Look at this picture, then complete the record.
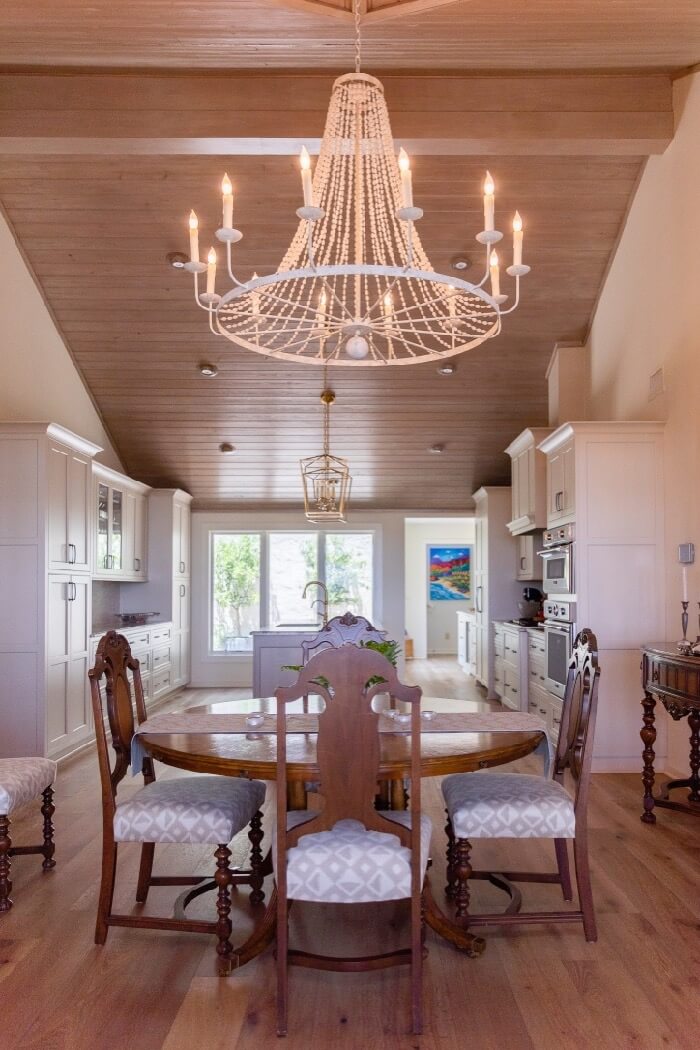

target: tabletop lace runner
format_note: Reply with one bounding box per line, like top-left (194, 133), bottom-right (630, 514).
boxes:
top-left (131, 710), bottom-right (551, 776)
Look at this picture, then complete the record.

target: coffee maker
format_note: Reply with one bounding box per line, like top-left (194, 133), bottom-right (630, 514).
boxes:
top-left (516, 586), bottom-right (545, 625)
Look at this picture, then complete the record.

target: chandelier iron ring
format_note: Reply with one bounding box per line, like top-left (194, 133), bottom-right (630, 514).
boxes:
top-left (214, 264), bottom-right (503, 366)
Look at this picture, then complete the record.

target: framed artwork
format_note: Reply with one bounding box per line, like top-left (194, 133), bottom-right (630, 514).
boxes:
top-left (428, 546), bottom-right (471, 600)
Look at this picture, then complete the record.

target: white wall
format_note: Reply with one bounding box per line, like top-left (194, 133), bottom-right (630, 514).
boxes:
top-left (191, 510), bottom-right (406, 688)
top-left (585, 71), bottom-right (700, 774)
top-left (0, 211), bottom-right (122, 470)
top-left (405, 518), bottom-right (475, 659)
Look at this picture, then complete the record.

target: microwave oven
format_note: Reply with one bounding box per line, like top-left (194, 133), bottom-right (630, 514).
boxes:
top-left (538, 524), bottom-right (575, 596)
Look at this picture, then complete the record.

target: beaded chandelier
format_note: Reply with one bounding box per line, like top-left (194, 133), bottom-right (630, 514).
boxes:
top-left (182, 1), bottom-right (529, 365)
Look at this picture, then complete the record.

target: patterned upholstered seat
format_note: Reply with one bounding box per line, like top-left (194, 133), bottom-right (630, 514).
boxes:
top-left (0, 758), bottom-right (56, 814)
top-left (442, 772), bottom-right (575, 840)
top-left (0, 758), bottom-right (57, 913)
top-left (277, 811), bottom-right (432, 903)
top-left (114, 775), bottom-right (266, 845)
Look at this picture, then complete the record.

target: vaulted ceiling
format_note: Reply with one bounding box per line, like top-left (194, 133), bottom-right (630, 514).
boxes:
top-left (0, 1), bottom-right (696, 510)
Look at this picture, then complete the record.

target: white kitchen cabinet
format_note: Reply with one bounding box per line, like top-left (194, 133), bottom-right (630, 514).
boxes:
top-left (47, 574), bottom-right (92, 755)
top-left (172, 629), bottom-right (191, 689)
top-left (472, 487), bottom-right (522, 698)
top-left (504, 428), bottom-right (552, 536)
top-left (515, 533), bottom-right (543, 582)
top-left (456, 610), bottom-right (476, 675)
top-left (545, 436), bottom-right (575, 527)
top-left (0, 423), bottom-right (101, 758)
top-left (538, 422), bottom-right (666, 769)
top-left (173, 497), bottom-right (191, 577)
top-left (93, 465), bottom-right (150, 581)
top-left (48, 438), bottom-right (91, 572)
top-left (124, 489), bottom-right (148, 580)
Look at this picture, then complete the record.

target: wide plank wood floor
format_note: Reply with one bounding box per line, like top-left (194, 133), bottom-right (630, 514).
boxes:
top-left (2, 657), bottom-right (699, 1049)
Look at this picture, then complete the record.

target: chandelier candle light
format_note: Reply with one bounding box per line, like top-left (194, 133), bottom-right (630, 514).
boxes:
top-left (180, 0), bottom-right (530, 365)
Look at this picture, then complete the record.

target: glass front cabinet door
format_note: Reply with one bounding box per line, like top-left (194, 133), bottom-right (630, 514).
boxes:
top-left (95, 481), bottom-right (125, 575)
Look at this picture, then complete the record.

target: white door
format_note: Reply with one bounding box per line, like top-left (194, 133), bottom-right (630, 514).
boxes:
top-left (173, 579), bottom-right (190, 632)
top-left (67, 452), bottom-right (90, 571)
top-left (133, 494), bottom-right (147, 578)
top-left (547, 449), bottom-right (565, 525)
top-left (174, 500), bottom-right (190, 576)
top-left (48, 445), bottom-right (69, 570)
top-left (123, 490), bottom-right (136, 578)
top-left (561, 441), bottom-right (576, 520)
top-left (47, 574), bottom-right (91, 754)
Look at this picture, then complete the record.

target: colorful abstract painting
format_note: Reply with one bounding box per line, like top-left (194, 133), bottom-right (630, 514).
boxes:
top-left (428, 546), bottom-right (471, 601)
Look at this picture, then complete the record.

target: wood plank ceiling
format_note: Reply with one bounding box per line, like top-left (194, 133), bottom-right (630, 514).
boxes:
top-left (0, 0), bottom-right (694, 510)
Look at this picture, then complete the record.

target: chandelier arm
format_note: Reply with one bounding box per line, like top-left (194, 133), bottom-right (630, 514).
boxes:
top-left (496, 276), bottom-right (521, 316)
top-left (225, 240), bottom-right (248, 288)
top-left (208, 307), bottom-right (223, 336)
top-left (474, 242), bottom-right (493, 289)
top-left (192, 271), bottom-right (215, 312)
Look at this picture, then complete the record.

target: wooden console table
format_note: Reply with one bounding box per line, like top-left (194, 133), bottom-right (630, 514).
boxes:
top-left (641, 643), bottom-right (700, 823)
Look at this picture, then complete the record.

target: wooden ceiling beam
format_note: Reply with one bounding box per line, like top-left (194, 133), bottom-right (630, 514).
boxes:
top-left (0, 72), bottom-right (673, 156)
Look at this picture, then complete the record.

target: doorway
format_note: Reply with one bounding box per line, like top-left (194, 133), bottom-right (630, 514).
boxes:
top-left (404, 517), bottom-right (475, 659)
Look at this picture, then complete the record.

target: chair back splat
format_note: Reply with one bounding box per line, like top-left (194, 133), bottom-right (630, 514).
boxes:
top-left (301, 612), bottom-right (387, 664)
top-left (553, 628), bottom-right (601, 815)
top-left (89, 630), bottom-right (153, 815)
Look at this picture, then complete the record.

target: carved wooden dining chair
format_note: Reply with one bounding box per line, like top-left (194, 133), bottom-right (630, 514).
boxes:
top-left (274, 643), bottom-right (430, 1037)
top-left (89, 630), bottom-right (267, 973)
top-left (0, 758), bottom-right (56, 913)
top-left (300, 611), bottom-right (387, 662)
top-left (442, 628), bottom-right (600, 941)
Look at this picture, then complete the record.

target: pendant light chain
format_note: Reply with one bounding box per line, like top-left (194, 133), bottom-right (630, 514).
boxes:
top-left (354, 0), bottom-right (362, 74)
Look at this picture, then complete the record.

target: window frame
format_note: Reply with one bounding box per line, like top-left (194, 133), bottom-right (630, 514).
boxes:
top-left (207, 528), bottom-right (376, 656)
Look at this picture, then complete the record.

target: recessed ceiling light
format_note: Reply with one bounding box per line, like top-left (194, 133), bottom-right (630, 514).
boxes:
top-left (430, 443), bottom-right (445, 454)
top-left (167, 251), bottom-right (189, 269)
top-left (219, 442), bottom-right (236, 455)
top-left (436, 363), bottom-right (456, 376)
top-left (199, 362), bottom-right (218, 377)
top-left (450, 255), bottom-right (471, 272)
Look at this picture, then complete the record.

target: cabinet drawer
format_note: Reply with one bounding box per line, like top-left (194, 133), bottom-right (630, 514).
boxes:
top-left (528, 633), bottom-right (545, 658)
top-left (152, 644), bottom-right (171, 670)
top-left (132, 649), bottom-right (152, 675)
top-left (528, 662), bottom-right (546, 689)
top-left (151, 668), bottom-right (172, 700)
top-left (528, 682), bottom-right (550, 723)
top-left (503, 666), bottom-right (520, 709)
top-left (493, 631), bottom-right (505, 658)
top-left (493, 657), bottom-right (504, 694)
top-left (151, 625), bottom-right (172, 645)
top-left (125, 629), bottom-right (151, 651)
top-left (549, 697), bottom-right (564, 741)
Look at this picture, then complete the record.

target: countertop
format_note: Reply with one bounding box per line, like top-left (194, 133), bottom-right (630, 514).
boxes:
top-left (91, 618), bottom-right (171, 638)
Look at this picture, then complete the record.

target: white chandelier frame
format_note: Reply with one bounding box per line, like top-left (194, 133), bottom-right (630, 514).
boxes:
top-left (183, 34), bottom-right (530, 366)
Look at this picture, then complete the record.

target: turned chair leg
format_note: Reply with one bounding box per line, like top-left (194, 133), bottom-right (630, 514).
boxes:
top-left (573, 833), bottom-right (597, 942)
top-left (41, 786), bottom-right (56, 871)
top-left (248, 811), bottom-right (265, 906)
top-left (0, 815), bottom-right (12, 913)
top-left (95, 841), bottom-right (118, 944)
top-left (444, 813), bottom-right (459, 900)
top-left (454, 837), bottom-right (473, 920)
top-left (136, 842), bottom-right (155, 903)
top-left (554, 837), bottom-right (573, 901)
top-left (214, 843), bottom-right (234, 975)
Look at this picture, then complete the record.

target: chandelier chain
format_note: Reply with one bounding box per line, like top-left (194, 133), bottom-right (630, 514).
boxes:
top-left (354, 0), bottom-right (362, 74)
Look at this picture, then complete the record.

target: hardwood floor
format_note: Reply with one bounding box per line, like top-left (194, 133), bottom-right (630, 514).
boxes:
top-left (3, 658), bottom-right (700, 1049)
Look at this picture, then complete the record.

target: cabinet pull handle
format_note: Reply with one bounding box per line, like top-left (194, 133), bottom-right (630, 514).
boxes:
top-left (555, 491), bottom-right (564, 512)
top-left (134, 557), bottom-right (141, 571)
top-left (179, 560), bottom-right (186, 574)
top-left (68, 581), bottom-right (77, 601)
top-left (180, 584), bottom-right (186, 598)
top-left (520, 556), bottom-right (526, 569)
top-left (68, 542), bottom-right (76, 564)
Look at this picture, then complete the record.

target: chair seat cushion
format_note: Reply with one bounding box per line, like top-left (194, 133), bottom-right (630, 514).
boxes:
top-left (442, 772), bottom-right (575, 840)
top-left (0, 758), bottom-right (57, 814)
top-left (276, 811), bottom-right (432, 903)
top-left (113, 775), bottom-right (266, 845)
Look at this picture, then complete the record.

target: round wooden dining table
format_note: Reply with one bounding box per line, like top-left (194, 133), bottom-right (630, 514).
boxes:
top-left (141, 695), bottom-right (544, 963)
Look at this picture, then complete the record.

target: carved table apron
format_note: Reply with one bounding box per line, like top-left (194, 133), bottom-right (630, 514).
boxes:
top-left (640, 644), bottom-right (700, 823)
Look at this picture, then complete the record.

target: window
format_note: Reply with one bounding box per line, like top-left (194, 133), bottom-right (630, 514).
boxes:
top-left (211, 533), bottom-right (261, 651)
top-left (210, 530), bottom-right (375, 653)
top-left (268, 533), bottom-right (318, 625)
top-left (326, 533), bottom-right (373, 620)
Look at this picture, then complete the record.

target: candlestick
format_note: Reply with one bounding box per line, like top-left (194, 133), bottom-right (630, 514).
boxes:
top-left (513, 211), bottom-right (523, 267)
top-left (398, 148), bottom-right (413, 209)
top-left (300, 147), bottom-right (314, 208)
top-left (189, 210), bottom-right (199, 263)
top-left (489, 250), bottom-right (500, 298)
top-left (677, 600), bottom-right (691, 653)
top-left (206, 247), bottom-right (217, 296)
top-left (483, 171), bottom-right (495, 232)
top-left (221, 173), bottom-right (233, 228)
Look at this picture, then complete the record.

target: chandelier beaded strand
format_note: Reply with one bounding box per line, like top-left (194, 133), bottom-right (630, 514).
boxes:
top-left (182, 0), bottom-right (530, 365)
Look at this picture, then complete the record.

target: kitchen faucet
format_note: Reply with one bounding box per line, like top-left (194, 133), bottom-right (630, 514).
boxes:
top-left (302, 580), bottom-right (329, 627)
